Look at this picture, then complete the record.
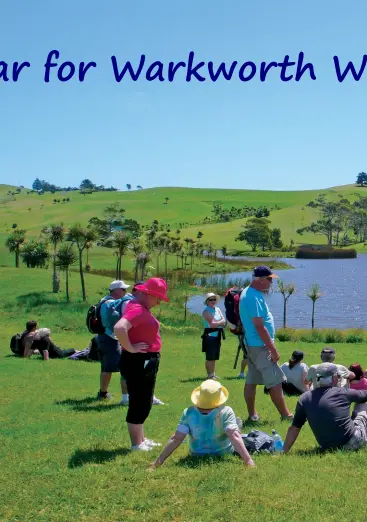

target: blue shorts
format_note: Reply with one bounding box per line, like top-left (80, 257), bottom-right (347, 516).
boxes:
top-left (96, 334), bottom-right (121, 373)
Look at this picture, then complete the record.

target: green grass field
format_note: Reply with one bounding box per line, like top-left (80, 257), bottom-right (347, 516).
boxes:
top-left (1, 267), bottom-right (367, 521)
top-left (1, 183), bottom-right (366, 271)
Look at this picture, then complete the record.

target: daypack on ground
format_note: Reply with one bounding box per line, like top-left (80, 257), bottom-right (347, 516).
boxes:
top-left (224, 287), bottom-right (243, 334)
top-left (242, 430), bottom-right (275, 454)
top-left (10, 333), bottom-right (23, 355)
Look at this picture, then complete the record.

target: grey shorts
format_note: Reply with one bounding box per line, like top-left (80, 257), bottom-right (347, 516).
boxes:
top-left (96, 334), bottom-right (121, 373)
top-left (245, 345), bottom-right (285, 389)
top-left (343, 412), bottom-right (367, 451)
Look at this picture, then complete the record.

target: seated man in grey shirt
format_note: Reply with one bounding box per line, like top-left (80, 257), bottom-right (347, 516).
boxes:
top-left (283, 363), bottom-right (367, 452)
top-left (306, 347), bottom-right (354, 389)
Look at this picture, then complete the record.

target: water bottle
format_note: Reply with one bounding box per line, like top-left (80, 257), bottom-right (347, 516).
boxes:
top-left (272, 429), bottom-right (284, 452)
top-left (236, 417), bottom-right (243, 430)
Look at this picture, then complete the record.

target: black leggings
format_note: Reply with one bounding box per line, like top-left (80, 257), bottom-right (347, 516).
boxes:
top-left (264, 381), bottom-right (303, 396)
top-left (33, 338), bottom-right (75, 359)
top-left (120, 351), bottom-right (160, 425)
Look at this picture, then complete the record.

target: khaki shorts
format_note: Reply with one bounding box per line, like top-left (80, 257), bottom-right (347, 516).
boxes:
top-left (246, 345), bottom-right (285, 389)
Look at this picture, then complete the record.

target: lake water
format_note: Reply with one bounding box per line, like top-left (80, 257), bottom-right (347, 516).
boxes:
top-left (188, 255), bottom-right (367, 330)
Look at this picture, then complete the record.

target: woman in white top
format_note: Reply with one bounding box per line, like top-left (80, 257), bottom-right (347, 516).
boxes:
top-left (202, 293), bottom-right (226, 380)
top-left (280, 350), bottom-right (310, 395)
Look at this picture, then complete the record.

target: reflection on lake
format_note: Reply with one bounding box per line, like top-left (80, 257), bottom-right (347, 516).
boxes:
top-left (188, 256), bottom-right (367, 330)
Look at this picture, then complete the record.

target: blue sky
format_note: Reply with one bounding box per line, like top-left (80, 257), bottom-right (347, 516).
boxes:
top-left (1, 0), bottom-right (367, 191)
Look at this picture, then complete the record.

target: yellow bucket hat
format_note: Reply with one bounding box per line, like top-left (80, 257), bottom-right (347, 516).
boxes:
top-left (191, 379), bottom-right (229, 409)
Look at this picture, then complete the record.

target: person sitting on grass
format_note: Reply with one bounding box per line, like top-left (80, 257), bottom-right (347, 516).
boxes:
top-left (150, 380), bottom-right (255, 469)
top-left (283, 363), bottom-right (367, 453)
top-left (22, 320), bottom-right (76, 360)
top-left (349, 363), bottom-right (367, 391)
top-left (280, 350), bottom-right (311, 395)
top-left (305, 347), bottom-right (355, 389)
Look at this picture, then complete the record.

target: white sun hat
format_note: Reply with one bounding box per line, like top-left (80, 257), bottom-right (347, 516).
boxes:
top-left (203, 292), bottom-right (220, 305)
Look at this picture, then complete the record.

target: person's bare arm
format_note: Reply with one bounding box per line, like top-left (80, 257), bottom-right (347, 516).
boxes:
top-left (226, 429), bottom-right (255, 467)
top-left (302, 371), bottom-right (310, 389)
top-left (114, 318), bottom-right (147, 353)
top-left (150, 431), bottom-right (187, 469)
top-left (202, 311), bottom-right (225, 328)
top-left (251, 317), bottom-right (279, 361)
top-left (283, 426), bottom-right (301, 453)
top-left (348, 371), bottom-right (356, 381)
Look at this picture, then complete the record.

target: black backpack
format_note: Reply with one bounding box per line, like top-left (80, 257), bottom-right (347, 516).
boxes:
top-left (86, 297), bottom-right (112, 335)
top-left (10, 333), bottom-right (23, 355)
top-left (242, 430), bottom-right (275, 454)
top-left (224, 287), bottom-right (243, 334)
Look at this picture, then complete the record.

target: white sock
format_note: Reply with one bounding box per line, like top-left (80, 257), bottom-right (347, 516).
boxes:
top-left (122, 394), bottom-right (129, 401)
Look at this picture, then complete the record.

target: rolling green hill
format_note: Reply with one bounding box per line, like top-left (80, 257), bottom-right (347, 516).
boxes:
top-left (0, 183), bottom-right (365, 268)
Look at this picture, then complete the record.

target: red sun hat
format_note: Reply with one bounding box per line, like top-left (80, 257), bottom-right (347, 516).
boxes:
top-left (134, 277), bottom-right (169, 302)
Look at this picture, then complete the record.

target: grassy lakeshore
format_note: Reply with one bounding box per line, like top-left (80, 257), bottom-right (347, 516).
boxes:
top-left (1, 267), bottom-right (367, 521)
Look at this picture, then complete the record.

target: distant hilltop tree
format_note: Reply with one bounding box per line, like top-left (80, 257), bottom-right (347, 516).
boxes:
top-left (137, 185), bottom-right (143, 190)
top-left (32, 178), bottom-right (43, 191)
top-left (31, 178), bottom-right (79, 193)
top-left (356, 172), bottom-right (367, 187)
top-left (126, 184), bottom-right (132, 191)
top-left (80, 179), bottom-right (95, 191)
top-left (30, 178), bottom-right (116, 193)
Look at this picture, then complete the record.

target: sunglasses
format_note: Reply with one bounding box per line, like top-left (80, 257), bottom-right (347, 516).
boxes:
top-left (207, 298), bottom-right (217, 302)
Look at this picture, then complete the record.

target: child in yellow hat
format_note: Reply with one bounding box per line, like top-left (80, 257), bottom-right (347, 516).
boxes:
top-left (150, 380), bottom-right (255, 469)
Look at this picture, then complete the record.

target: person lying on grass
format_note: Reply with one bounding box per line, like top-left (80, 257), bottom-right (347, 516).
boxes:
top-left (150, 379), bottom-right (255, 469)
top-left (283, 363), bottom-right (367, 453)
top-left (22, 320), bottom-right (76, 360)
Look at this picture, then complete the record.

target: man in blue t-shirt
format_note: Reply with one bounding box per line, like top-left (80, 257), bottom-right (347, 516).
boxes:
top-left (239, 266), bottom-right (292, 422)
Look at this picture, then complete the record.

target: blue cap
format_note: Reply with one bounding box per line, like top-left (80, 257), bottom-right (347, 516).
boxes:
top-left (253, 265), bottom-right (278, 278)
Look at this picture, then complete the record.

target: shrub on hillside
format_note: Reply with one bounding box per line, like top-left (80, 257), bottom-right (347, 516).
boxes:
top-left (345, 332), bottom-right (365, 343)
top-left (276, 328), bottom-right (297, 342)
top-left (299, 330), bottom-right (324, 343)
top-left (324, 329), bottom-right (345, 343)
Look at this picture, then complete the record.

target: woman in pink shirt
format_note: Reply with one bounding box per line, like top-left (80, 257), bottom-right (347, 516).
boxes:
top-left (114, 278), bottom-right (169, 452)
top-left (349, 363), bottom-right (367, 390)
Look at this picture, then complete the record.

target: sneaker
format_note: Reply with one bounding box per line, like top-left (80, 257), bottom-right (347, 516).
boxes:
top-left (144, 438), bottom-right (162, 447)
top-left (237, 373), bottom-right (246, 379)
top-left (152, 396), bottom-right (165, 405)
top-left (97, 391), bottom-right (112, 400)
top-left (131, 442), bottom-right (152, 452)
top-left (208, 374), bottom-right (219, 381)
top-left (120, 397), bottom-right (129, 406)
top-left (247, 414), bottom-right (260, 422)
top-left (281, 414), bottom-right (294, 422)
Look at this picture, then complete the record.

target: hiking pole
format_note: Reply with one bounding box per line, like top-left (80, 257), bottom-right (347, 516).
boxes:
top-left (233, 335), bottom-right (242, 370)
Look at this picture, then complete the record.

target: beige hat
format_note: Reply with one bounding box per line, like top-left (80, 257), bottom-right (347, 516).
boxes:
top-left (203, 292), bottom-right (220, 305)
top-left (191, 380), bottom-right (229, 409)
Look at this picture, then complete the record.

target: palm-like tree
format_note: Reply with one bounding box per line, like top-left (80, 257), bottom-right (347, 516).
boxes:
top-left (137, 252), bottom-right (151, 280)
top-left (44, 224), bottom-right (64, 293)
top-left (5, 229), bottom-right (26, 267)
top-left (130, 239), bottom-right (143, 282)
top-left (112, 231), bottom-right (130, 279)
top-left (85, 240), bottom-right (93, 271)
top-left (56, 244), bottom-right (77, 302)
top-left (277, 280), bottom-right (296, 328)
top-left (306, 283), bottom-right (322, 329)
top-left (20, 240), bottom-right (50, 268)
top-left (153, 234), bottom-right (169, 275)
top-left (67, 225), bottom-right (96, 301)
